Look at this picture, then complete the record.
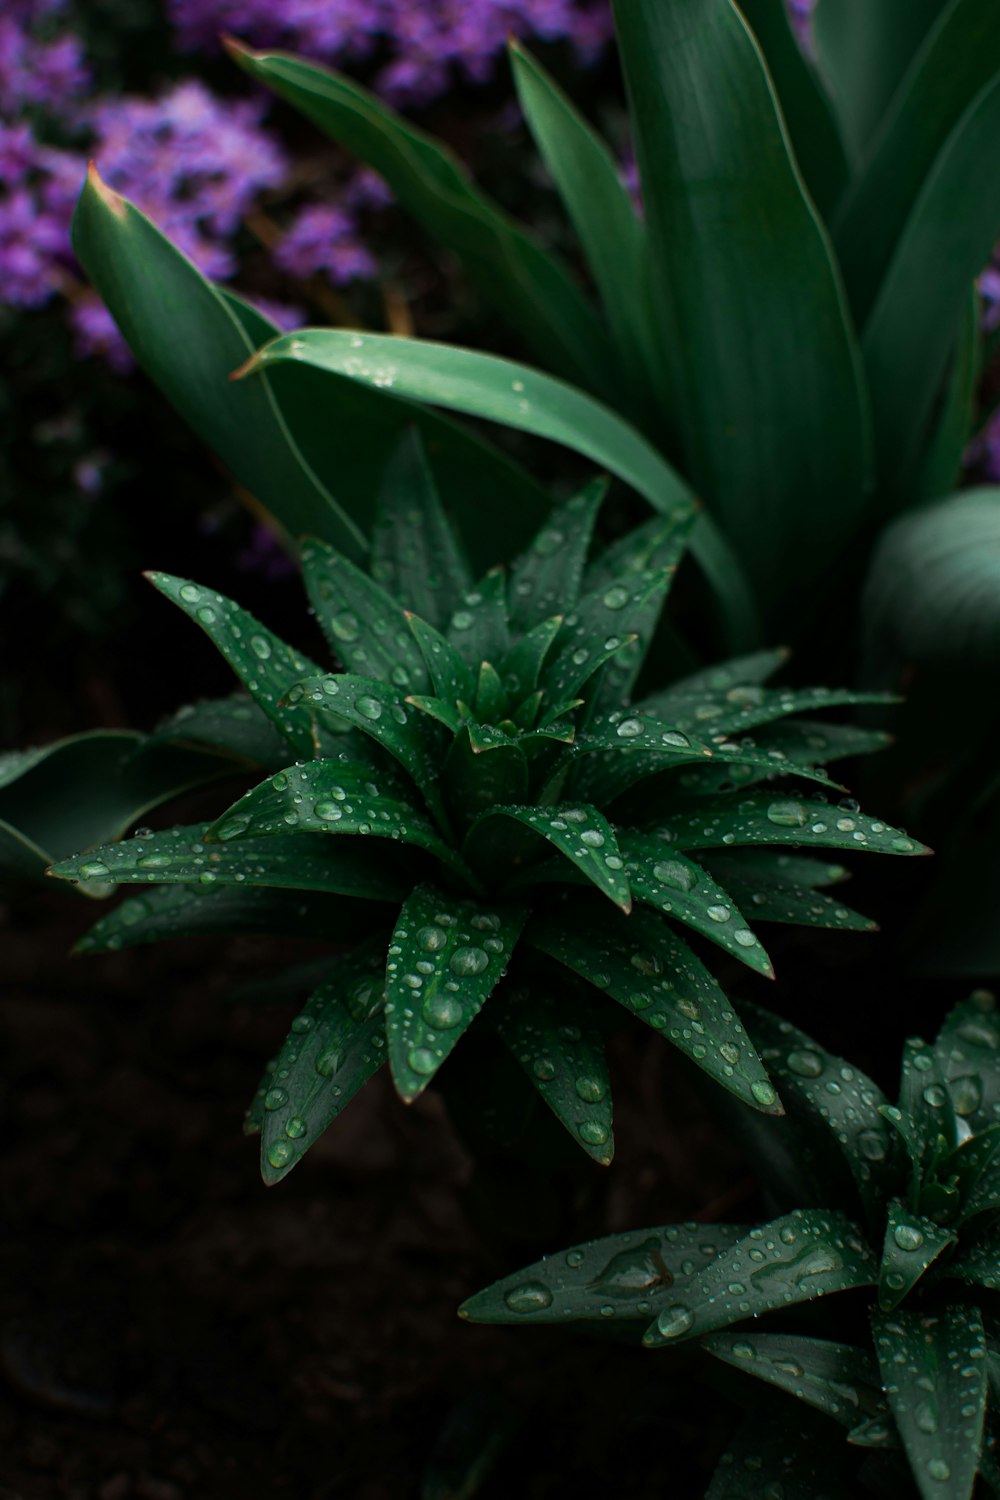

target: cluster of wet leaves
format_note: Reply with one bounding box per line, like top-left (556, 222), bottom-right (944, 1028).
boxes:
top-left (464, 991), bottom-right (1000, 1500)
top-left (50, 432), bottom-right (923, 1182)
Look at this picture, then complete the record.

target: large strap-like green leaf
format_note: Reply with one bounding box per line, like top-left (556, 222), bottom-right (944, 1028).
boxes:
top-left (917, 289), bottom-right (983, 506)
top-left (872, 1305), bottom-right (987, 1500)
top-left (833, 0), bottom-right (1000, 326)
top-left (613, 0), bottom-right (870, 606)
top-left (508, 43), bottom-right (661, 425)
top-left (659, 792), bottom-right (930, 857)
top-left (236, 329), bottom-right (761, 650)
top-left (862, 76), bottom-right (1000, 506)
top-left (738, 0), bottom-right (849, 217)
top-left (72, 170), bottom-right (366, 554)
top-left (506, 477), bottom-right (607, 632)
top-left (813, 0), bottom-right (947, 162)
top-left (72, 174), bottom-right (548, 567)
top-left (0, 732), bottom-right (231, 884)
top-left (227, 42), bottom-right (615, 400)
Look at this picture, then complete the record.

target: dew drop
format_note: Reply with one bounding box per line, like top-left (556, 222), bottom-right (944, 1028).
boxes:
top-left (408, 1047), bottom-right (437, 1076)
top-left (449, 946), bottom-right (489, 977)
top-left (504, 1281), bottom-right (553, 1313)
top-left (767, 800), bottom-right (808, 828)
top-left (356, 695), bottom-right (383, 721)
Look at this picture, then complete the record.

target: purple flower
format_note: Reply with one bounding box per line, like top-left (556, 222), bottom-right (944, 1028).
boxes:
top-left (0, 15), bottom-right (89, 117)
top-left (0, 122), bottom-right (82, 308)
top-left (276, 201), bottom-right (378, 285)
top-left (70, 295), bottom-right (134, 371)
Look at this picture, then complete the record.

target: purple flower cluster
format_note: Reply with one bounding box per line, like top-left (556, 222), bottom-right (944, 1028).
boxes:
top-left (0, 123), bottom-right (80, 307)
top-left (168, 0), bottom-right (613, 106)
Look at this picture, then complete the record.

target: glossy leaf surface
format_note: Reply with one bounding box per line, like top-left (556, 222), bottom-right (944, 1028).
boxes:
top-left (872, 1305), bottom-right (987, 1500)
top-left (704, 1331), bottom-right (887, 1431)
top-left (370, 427), bottom-right (472, 628)
top-left (529, 904), bottom-right (781, 1113)
top-left (49, 823), bottom-right (406, 898)
top-left (257, 943), bottom-right (389, 1183)
top-left (491, 981), bottom-right (613, 1163)
top-left (614, 0), bottom-right (870, 604)
top-left (147, 573), bottom-right (321, 756)
top-left (466, 804), bottom-right (630, 910)
top-left (459, 1222), bottom-right (750, 1324)
top-left (641, 1209), bottom-right (875, 1347)
top-left (229, 43), bottom-right (614, 396)
top-left (384, 886), bottom-right (526, 1100)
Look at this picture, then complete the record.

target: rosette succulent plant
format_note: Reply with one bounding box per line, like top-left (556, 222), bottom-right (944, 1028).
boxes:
top-left (50, 435), bottom-right (924, 1181)
top-left (463, 991), bottom-right (1000, 1499)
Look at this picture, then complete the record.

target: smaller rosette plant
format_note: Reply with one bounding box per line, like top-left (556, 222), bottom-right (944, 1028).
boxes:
top-left (463, 991), bottom-right (1000, 1500)
top-left (50, 434), bottom-right (925, 1181)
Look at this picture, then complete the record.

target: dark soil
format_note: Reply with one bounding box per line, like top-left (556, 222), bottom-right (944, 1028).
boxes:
top-left (0, 887), bottom-right (763, 1500)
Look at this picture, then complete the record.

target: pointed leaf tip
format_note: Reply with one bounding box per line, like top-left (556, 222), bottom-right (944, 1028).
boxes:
top-left (85, 162), bottom-right (126, 217)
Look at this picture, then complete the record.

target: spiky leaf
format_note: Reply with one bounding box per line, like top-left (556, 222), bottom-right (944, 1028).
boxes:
top-left (657, 793), bottom-right (929, 857)
top-left (490, 981), bottom-right (614, 1163)
top-left (878, 1200), bottom-right (956, 1311)
top-left (299, 538), bottom-right (428, 692)
top-left (459, 1222), bottom-right (751, 1325)
top-left (872, 1305), bottom-right (987, 1500)
top-left (641, 1209), bottom-right (875, 1348)
top-left (385, 886), bottom-right (526, 1101)
top-left (704, 1331), bottom-right (887, 1431)
top-left (529, 903), bottom-right (781, 1113)
top-left (371, 427), bottom-right (472, 628)
top-left (466, 804), bottom-right (630, 910)
top-left (257, 943), bottom-right (389, 1183)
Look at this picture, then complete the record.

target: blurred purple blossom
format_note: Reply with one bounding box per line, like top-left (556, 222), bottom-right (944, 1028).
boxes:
top-left (0, 11), bottom-right (89, 117)
top-left (168, 0), bottom-right (613, 106)
top-left (0, 123), bottom-right (82, 306)
top-left (276, 202), bottom-right (378, 285)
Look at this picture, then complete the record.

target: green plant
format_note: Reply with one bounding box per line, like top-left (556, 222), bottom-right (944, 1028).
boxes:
top-left (46, 438), bottom-right (922, 1179)
top-left (141, 0), bottom-right (1000, 649)
top-left (462, 990), bottom-right (1000, 1498)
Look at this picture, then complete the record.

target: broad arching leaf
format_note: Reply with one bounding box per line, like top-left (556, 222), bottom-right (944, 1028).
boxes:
top-left (864, 489), bottom-right (1000, 666)
top-left (613, 0), bottom-right (870, 610)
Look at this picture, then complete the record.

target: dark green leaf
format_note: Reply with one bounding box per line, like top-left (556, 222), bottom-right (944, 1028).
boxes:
top-left (490, 980), bottom-right (614, 1163)
top-left (75, 883), bottom-right (380, 954)
top-left (499, 617), bottom-right (563, 703)
top-left (898, 1037), bottom-right (959, 1160)
top-left (657, 792), bottom-right (930, 857)
top-left (371, 427), bottom-right (472, 628)
top-left (738, 0), bottom-right (850, 217)
top-left (641, 1209), bottom-right (874, 1348)
top-left (443, 727), bottom-right (529, 830)
top-left (704, 1331), bottom-right (886, 1430)
top-left (614, 0), bottom-right (870, 608)
top-left (285, 674), bottom-right (442, 807)
top-left (145, 694), bottom-right (292, 770)
top-left (709, 860), bottom-right (876, 933)
top-left (707, 1409), bottom-right (859, 1498)
top-left (147, 572), bottom-right (322, 757)
top-left (446, 568), bottom-right (510, 669)
top-left (872, 1304), bottom-right (987, 1500)
top-left (466, 804), bottom-right (629, 910)
top-left (506, 477), bottom-right (606, 631)
top-left (862, 76), bottom-right (1000, 504)
top-left (529, 903), bottom-right (781, 1113)
top-left (299, 538), bottom-right (429, 692)
top-left (918, 289), bottom-right (983, 505)
top-left (864, 490), bottom-right (1000, 669)
top-left (813, 0), bottom-right (946, 162)
top-left (458, 1221), bottom-right (750, 1325)
top-left (746, 1005), bottom-right (894, 1221)
top-left (237, 329), bottom-right (761, 648)
top-left (509, 43), bottom-right (659, 419)
top-left (833, 0), bottom-right (1000, 325)
top-left (935, 990), bottom-right (1000, 1136)
top-left (0, 732), bottom-right (230, 882)
top-left (635, 682), bottom-right (894, 738)
top-left (48, 822), bottom-right (408, 899)
top-left (72, 169), bottom-right (368, 554)
top-left (619, 835), bottom-right (773, 978)
top-left (257, 942), bottom-right (389, 1183)
top-left (384, 885), bottom-right (526, 1100)
top-left (878, 1200), bottom-right (956, 1311)
top-left (406, 613), bottom-right (477, 706)
top-left (702, 849), bottom-right (851, 890)
top-left (205, 759), bottom-right (465, 875)
top-left (227, 42), bottom-right (616, 398)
